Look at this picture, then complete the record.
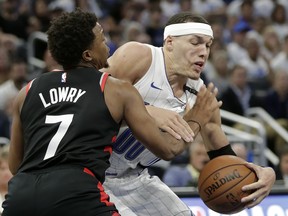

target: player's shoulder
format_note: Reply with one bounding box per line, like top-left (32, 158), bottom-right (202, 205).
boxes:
top-left (120, 41), bottom-right (150, 50)
top-left (107, 42), bottom-right (153, 83)
top-left (116, 41), bottom-right (151, 59)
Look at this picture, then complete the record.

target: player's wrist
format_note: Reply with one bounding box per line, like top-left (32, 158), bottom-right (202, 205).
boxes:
top-left (187, 119), bottom-right (201, 132)
top-left (207, 144), bottom-right (236, 160)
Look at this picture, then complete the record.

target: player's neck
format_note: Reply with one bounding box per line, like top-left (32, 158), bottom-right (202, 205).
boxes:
top-left (164, 51), bottom-right (187, 92)
top-left (168, 76), bottom-right (187, 98)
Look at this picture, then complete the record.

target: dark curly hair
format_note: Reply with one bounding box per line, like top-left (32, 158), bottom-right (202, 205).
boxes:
top-left (165, 12), bottom-right (208, 26)
top-left (47, 8), bottom-right (98, 69)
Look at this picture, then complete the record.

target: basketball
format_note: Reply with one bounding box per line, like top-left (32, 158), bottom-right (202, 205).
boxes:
top-left (198, 155), bottom-right (258, 214)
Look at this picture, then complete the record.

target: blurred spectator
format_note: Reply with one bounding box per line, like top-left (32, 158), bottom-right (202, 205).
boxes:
top-left (0, 31), bottom-right (24, 62)
top-left (239, 0), bottom-right (255, 25)
top-left (179, 0), bottom-right (192, 12)
top-left (209, 19), bottom-right (227, 47)
top-left (226, 0), bottom-right (255, 25)
top-left (204, 49), bottom-right (230, 97)
top-left (262, 69), bottom-right (288, 120)
top-left (160, 0), bottom-right (180, 19)
top-left (261, 69), bottom-right (288, 154)
top-left (48, 0), bottom-right (104, 16)
top-left (163, 135), bottom-right (209, 187)
top-left (135, 32), bottom-right (151, 44)
top-left (106, 29), bottom-right (123, 56)
top-left (120, 0), bottom-right (147, 27)
top-left (191, 0), bottom-right (226, 19)
top-left (271, 3), bottom-right (288, 41)
top-left (260, 25), bottom-right (282, 62)
top-left (145, 3), bottom-right (166, 46)
top-left (30, 0), bottom-right (51, 33)
top-left (219, 65), bottom-right (261, 125)
top-left (254, 0), bottom-right (275, 19)
top-left (0, 59), bottom-right (28, 111)
top-left (239, 35), bottom-right (272, 93)
top-left (226, 0), bottom-right (243, 19)
top-left (246, 16), bottom-right (270, 45)
top-left (99, 15), bottom-right (121, 55)
top-left (122, 21), bottom-right (152, 44)
top-left (222, 13), bottom-right (239, 44)
top-left (0, 144), bottom-right (13, 214)
top-left (226, 20), bottom-right (251, 67)
top-left (278, 0), bottom-right (288, 20)
top-left (26, 15), bottom-right (42, 37)
top-left (0, 0), bottom-right (30, 41)
top-left (122, 21), bottom-right (146, 43)
top-left (275, 146), bottom-right (288, 187)
top-left (0, 46), bottom-right (11, 85)
top-left (271, 34), bottom-right (288, 72)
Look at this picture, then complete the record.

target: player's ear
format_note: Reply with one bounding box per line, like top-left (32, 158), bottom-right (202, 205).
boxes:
top-left (82, 50), bottom-right (92, 62)
top-left (164, 36), bottom-right (174, 52)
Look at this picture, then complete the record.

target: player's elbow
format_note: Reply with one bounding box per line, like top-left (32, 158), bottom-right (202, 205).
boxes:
top-left (9, 165), bottom-right (17, 175)
top-left (149, 147), bottom-right (177, 161)
top-left (159, 152), bottom-right (175, 161)
top-left (9, 158), bottom-right (20, 175)
top-left (157, 145), bottom-right (184, 161)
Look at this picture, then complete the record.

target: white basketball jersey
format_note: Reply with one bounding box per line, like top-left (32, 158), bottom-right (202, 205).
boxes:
top-left (106, 44), bottom-right (204, 178)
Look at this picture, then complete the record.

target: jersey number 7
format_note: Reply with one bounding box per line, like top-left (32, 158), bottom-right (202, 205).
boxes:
top-left (44, 114), bottom-right (74, 160)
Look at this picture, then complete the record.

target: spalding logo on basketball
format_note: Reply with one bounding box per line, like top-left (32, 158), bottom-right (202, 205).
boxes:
top-left (198, 155), bottom-right (257, 214)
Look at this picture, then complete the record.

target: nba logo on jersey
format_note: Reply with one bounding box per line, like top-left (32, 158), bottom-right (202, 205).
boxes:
top-left (61, 72), bottom-right (67, 83)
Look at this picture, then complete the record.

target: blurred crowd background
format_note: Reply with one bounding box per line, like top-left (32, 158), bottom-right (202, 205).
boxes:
top-left (1, 0), bottom-right (288, 197)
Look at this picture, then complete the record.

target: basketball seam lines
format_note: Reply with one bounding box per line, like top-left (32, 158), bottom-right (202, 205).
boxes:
top-left (204, 171), bottom-right (253, 204)
top-left (198, 164), bottom-right (247, 189)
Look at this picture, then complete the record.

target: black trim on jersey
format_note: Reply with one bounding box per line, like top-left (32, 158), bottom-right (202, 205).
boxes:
top-left (183, 85), bottom-right (198, 95)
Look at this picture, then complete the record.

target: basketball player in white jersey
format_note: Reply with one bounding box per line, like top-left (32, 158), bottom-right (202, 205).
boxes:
top-left (101, 12), bottom-right (276, 216)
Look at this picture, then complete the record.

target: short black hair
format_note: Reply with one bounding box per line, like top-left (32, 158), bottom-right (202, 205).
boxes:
top-left (165, 12), bottom-right (208, 26)
top-left (47, 8), bottom-right (98, 69)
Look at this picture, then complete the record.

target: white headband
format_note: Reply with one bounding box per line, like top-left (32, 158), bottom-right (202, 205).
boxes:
top-left (163, 23), bottom-right (213, 40)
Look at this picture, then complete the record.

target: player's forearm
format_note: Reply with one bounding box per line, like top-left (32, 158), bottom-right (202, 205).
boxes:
top-left (158, 120), bottom-right (202, 160)
top-left (200, 122), bottom-right (229, 151)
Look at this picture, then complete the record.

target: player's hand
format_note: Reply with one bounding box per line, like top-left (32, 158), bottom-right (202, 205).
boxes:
top-left (146, 105), bottom-right (194, 142)
top-left (241, 163), bottom-right (276, 208)
top-left (184, 83), bottom-right (222, 127)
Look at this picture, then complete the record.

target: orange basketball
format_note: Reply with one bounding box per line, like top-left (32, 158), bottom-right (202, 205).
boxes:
top-left (198, 155), bottom-right (258, 214)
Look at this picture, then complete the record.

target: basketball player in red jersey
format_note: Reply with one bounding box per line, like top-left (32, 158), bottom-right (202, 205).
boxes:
top-left (2, 9), bottom-right (221, 216)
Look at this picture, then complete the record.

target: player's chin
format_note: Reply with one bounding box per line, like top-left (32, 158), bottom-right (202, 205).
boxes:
top-left (188, 72), bottom-right (200, 80)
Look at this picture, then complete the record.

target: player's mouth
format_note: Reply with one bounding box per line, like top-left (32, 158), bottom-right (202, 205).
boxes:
top-left (194, 61), bottom-right (204, 73)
